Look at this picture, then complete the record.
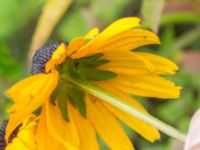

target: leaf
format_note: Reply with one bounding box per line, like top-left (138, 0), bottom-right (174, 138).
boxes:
top-left (141, 0), bottom-right (165, 33)
top-left (29, 0), bottom-right (73, 64)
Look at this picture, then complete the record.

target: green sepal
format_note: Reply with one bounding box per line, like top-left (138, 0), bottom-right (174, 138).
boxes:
top-left (75, 53), bottom-right (104, 68)
top-left (91, 59), bottom-right (110, 67)
top-left (63, 58), bottom-right (82, 79)
top-left (78, 67), bottom-right (117, 81)
top-left (68, 86), bottom-right (86, 117)
top-left (57, 84), bottom-right (69, 121)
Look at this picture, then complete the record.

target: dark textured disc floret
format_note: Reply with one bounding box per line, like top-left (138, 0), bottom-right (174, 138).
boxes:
top-left (0, 120), bottom-right (8, 150)
top-left (31, 41), bottom-right (68, 75)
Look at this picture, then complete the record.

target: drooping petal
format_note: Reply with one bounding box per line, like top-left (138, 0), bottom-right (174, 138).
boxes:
top-left (6, 71), bottom-right (58, 141)
top-left (6, 74), bottom-right (45, 102)
top-left (86, 95), bottom-right (134, 150)
top-left (72, 17), bottom-right (141, 59)
top-left (103, 101), bottom-right (160, 142)
top-left (96, 82), bottom-right (148, 111)
top-left (95, 82), bottom-right (160, 142)
top-left (108, 75), bottom-right (181, 99)
top-left (45, 43), bottom-right (67, 72)
top-left (36, 106), bottom-right (70, 150)
top-left (100, 50), bottom-right (155, 73)
top-left (45, 101), bottom-right (79, 150)
top-left (135, 52), bottom-right (179, 75)
top-left (68, 104), bottom-right (100, 150)
top-left (99, 66), bottom-right (151, 76)
top-left (100, 50), bottom-right (178, 75)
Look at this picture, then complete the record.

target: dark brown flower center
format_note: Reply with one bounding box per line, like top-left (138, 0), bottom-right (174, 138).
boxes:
top-left (0, 120), bottom-right (7, 150)
top-left (0, 120), bottom-right (22, 150)
top-left (31, 42), bottom-right (68, 75)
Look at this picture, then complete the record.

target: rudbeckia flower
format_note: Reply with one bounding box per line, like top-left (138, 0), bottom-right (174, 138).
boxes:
top-left (0, 115), bottom-right (66, 150)
top-left (5, 17), bottom-right (181, 150)
top-left (4, 115), bottom-right (38, 150)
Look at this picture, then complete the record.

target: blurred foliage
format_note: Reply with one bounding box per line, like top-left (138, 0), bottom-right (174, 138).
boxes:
top-left (0, 0), bottom-right (200, 149)
top-left (29, 0), bottom-right (72, 62)
top-left (141, 0), bottom-right (164, 33)
top-left (0, 0), bottom-right (44, 39)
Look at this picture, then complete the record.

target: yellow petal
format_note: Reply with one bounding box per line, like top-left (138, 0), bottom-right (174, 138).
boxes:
top-left (8, 78), bottom-right (47, 112)
top-left (99, 65), bottom-right (151, 75)
top-left (6, 74), bottom-right (44, 101)
top-left (94, 29), bottom-right (160, 53)
top-left (66, 37), bottom-right (86, 56)
top-left (45, 101), bottom-right (79, 149)
top-left (84, 28), bottom-right (99, 39)
top-left (72, 17), bottom-right (141, 59)
top-left (94, 83), bottom-right (160, 142)
top-left (6, 115), bottom-right (37, 150)
top-left (96, 82), bottom-right (147, 112)
top-left (72, 29), bottom-right (159, 59)
top-left (100, 17), bottom-right (140, 39)
top-left (17, 127), bottom-right (37, 149)
top-left (103, 102), bottom-right (160, 142)
top-left (36, 106), bottom-right (70, 150)
top-left (8, 71), bottom-right (58, 113)
top-left (6, 71), bottom-right (58, 141)
top-left (135, 52), bottom-right (179, 75)
top-left (109, 75), bottom-right (181, 99)
top-left (101, 51), bottom-right (178, 75)
top-left (100, 50), bottom-right (155, 72)
top-left (86, 95), bottom-right (134, 150)
top-left (45, 43), bottom-right (67, 72)
top-left (68, 104), bottom-right (100, 150)
top-left (6, 138), bottom-right (33, 150)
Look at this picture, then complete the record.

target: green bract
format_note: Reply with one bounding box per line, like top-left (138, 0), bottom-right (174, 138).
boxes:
top-left (50, 53), bottom-right (117, 120)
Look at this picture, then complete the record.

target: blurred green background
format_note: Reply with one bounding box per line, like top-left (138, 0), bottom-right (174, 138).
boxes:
top-left (0, 0), bottom-right (200, 149)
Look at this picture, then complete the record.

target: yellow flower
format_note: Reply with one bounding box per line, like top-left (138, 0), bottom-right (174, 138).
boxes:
top-left (3, 115), bottom-right (68, 150)
top-left (6, 17), bottom-right (181, 150)
top-left (5, 115), bottom-right (37, 150)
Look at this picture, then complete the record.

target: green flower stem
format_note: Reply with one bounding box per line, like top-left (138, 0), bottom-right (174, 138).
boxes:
top-left (69, 77), bottom-right (186, 142)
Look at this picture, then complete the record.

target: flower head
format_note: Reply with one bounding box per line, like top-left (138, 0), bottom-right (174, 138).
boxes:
top-left (0, 115), bottom-right (67, 150)
top-left (5, 17), bottom-right (181, 149)
top-left (0, 116), bottom-right (37, 150)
